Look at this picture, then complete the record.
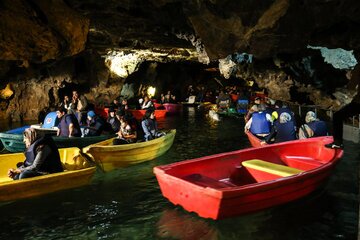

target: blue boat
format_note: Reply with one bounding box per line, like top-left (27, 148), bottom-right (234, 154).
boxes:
top-left (0, 112), bottom-right (114, 153)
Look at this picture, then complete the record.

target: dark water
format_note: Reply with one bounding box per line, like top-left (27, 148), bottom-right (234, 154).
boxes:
top-left (0, 107), bottom-right (358, 240)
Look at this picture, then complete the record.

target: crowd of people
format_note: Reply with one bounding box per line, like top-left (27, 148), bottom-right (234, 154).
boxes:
top-left (244, 98), bottom-right (329, 145)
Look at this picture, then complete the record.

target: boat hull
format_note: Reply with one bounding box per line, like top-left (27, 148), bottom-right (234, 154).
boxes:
top-left (83, 129), bottom-right (176, 172)
top-left (129, 109), bottom-right (167, 120)
top-left (0, 147), bottom-right (96, 202)
top-left (245, 131), bottom-right (263, 147)
top-left (163, 103), bottom-right (183, 114)
top-left (154, 136), bottom-right (343, 219)
top-left (0, 128), bottom-right (114, 153)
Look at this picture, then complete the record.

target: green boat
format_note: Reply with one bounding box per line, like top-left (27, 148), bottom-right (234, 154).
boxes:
top-left (0, 112), bottom-right (114, 153)
top-left (0, 127), bottom-right (114, 153)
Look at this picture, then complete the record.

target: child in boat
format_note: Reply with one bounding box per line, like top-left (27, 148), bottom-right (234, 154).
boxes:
top-left (113, 115), bottom-right (137, 145)
top-left (141, 109), bottom-right (165, 141)
top-left (7, 128), bottom-right (63, 180)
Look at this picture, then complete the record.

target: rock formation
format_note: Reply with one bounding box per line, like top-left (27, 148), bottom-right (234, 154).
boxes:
top-left (1, 0), bottom-right (360, 120)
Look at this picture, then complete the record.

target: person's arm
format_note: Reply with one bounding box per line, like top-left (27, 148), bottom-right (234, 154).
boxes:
top-left (244, 118), bottom-right (252, 132)
top-left (21, 145), bottom-right (51, 172)
top-left (68, 123), bottom-right (74, 137)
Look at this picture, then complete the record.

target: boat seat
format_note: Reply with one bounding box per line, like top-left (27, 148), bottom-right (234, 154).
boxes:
top-left (183, 174), bottom-right (235, 189)
top-left (242, 159), bottom-right (303, 177)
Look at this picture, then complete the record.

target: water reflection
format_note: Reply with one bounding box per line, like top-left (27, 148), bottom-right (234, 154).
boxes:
top-left (0, 112), bottom-right (358, 240)
top-left (157, 208), bottom-right (218, 240)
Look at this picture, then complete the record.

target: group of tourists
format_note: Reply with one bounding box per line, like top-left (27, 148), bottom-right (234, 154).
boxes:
top-left (244, 99), bottom-right (329, 145)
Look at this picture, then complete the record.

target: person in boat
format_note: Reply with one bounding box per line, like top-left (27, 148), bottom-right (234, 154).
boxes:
top-left (56, 106), bottom-right (82, 137)
top-left (244, 104), bottom-right (273, 139)
top-left (216, 90), bottom-right (231, 112)
top-left (106, 107), bottom-right (120, 133)
top-left (83, 111), bottom-right (105, 137)
top-left (298, 111), bottom-right (328, 139)
top-left (7, 128), bottom-right (63, 180)
top-left (245, 97), bottom-right (261, 122)
top-left (164, 91), bottom-right (176, 103)
top-left (59, 95), bottom-right (72, 113)
top-left (263, 112), bottom-right (297, 144)
top-left (120, 98), bottom-right (129, 111)
top-left (72, 90), bottom-right (88, 125)
top-left (141, 109), bottom-right (165, 141)
top-left (109, 98), bottom-right (121, 110)
top-left (272, 100), bottom-right (296, 124)
top-left (326, 65), bottom-right (360, 149)
top-left (113, 115), bottom-right (137, 145)
top-left (141, 95), bottom-right (155, 110)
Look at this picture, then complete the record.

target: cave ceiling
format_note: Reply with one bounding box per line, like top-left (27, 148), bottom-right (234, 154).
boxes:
top-left (1, 0), bottom-right (360, 63)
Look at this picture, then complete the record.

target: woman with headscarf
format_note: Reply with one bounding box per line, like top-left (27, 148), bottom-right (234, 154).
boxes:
top-left (263, 112), bottom-right (297, 144)
top-left (298, 111), bottom-right (328, 139)
top-left (7, 128), bottom-right (63, 180)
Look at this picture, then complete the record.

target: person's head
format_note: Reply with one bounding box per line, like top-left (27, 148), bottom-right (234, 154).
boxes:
top-left (305, 111), bottom-right (317, 123)
top-left (64, 95), bottom-right (69, 101)
top-left (254, 97), bottom-right (261, 105)
top-left (116, 109), bottom-right (125, 120)
top-left (56, 106), bottom-right (66, 118)
top-left (72, 91), bottom-right (79, 98)
top-left (144, 95), bottom-right (150, 101)
top-left (257, 103), bottom-right (267, 112)
top-left (87, 110), bottom-right (96, 120)
top-left (23, 128), bottom-right (40, 148)
top-left (144, 109), bottom-right (155, 119)
top-left (279, 112), bottom-right (292, 123)
top-left (108, 107), bottom-right (116, 117)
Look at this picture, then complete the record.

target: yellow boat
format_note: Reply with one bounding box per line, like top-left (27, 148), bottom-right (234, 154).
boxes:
top-left (83, 129), bottom-right (176, 172)
top-left (0, 147), bottom-right (96, 202)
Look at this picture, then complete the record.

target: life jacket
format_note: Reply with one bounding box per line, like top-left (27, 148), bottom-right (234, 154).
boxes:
top-left (107, 116), bottom-right (120, 133)
top-left (276, 107), bottom-right (296, 125)
top-left (86, 116), bottom-right (105, 136)
top-left (236, 99), bottom-right (249, 114)
top-left (307, 121), bottom-right (328, 137)
top-left (24, 136), bottom-right (63, 173)
top-left (59, 114), bottom-right (81, 137)
top-left (250, 112), bottom-right (271, 134)
top-left (274, 121), bottom-right (297, 143)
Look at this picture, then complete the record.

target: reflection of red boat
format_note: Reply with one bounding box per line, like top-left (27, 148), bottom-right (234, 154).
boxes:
top-left (129, 109), bottom-right (167, 120)
top-left (157, 209), bottom-right (218, 239)
top-left (154, 136), bottom-right (343, 219)
top-left (163, 103), bottom-right (183, 114)
top-left (246, 131), bottom-right (263, 148)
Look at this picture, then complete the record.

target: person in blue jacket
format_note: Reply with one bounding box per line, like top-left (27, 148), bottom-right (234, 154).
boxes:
top-left (263, 112), bottom-right (297, 144)
top-left (141, 109), bottom-right (165, 141)
top-left (244, 104), bottom-right (273, 139)
top-left (298, 111), bottom-right (328, 139)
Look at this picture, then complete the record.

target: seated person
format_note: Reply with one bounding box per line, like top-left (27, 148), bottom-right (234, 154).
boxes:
top-left (106, 107), bottom-right (120, 133)
top-left (299, 111), bottom-right (328, 139)
top-left (8, 128), bottom-right (63, 180)
top-left (216, 90), bottom-right (231, 111)
top-left (141, 109), bottom-right (165, 141)
top-left (56, 106), bottom-right (82, 137)
top-left (113, 116), bottom-right (137, 145)
top-left (263, 112), bottom-right (297, 144)
top-left (244, 104), bottom-right (273, 139)
top-left (83, 111), bottom-right (105, 137)
top-left (245, 97), bottom-right (261, 122)
top-left (141, 95), bottom-right (154, 110)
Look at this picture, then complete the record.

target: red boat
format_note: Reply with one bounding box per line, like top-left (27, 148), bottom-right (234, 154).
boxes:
top-left (129, 109), bottom-right (167, 120)
top-left (163, 103), bottom-right (183, 114)
top-left (95, 107), bottom-right (110, 119)
top-left (153, 136), bottom-right (343, 219)
top-left (246, 131), bottom-right (263, 148)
